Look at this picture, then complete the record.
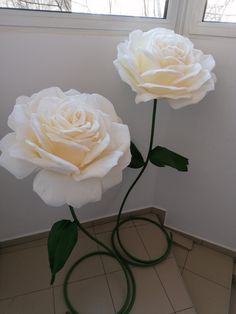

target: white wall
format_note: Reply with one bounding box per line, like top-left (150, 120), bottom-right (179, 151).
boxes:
top-left (0, 7), bottom-right (236, 251)
top-left (154, 33), bottom-right (236, 250)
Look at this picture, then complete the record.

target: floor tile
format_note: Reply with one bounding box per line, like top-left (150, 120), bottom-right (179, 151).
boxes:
top-left (0, 238), bottom-right (48, 254)
top-left (132, 212), bottom-right (161, 226)
top-left (96, 232), bottom-right (122, 273)
top-left (156, 257), bottom-right (193, 312)
top-left (113, 227), bottom-right (150, 262)
top-left (176, 308), bottom-right (197, 314)
top-left (230, 284), bottom-right (236, 314)
top-left (172, 244), bottom-right (189, 270)
top-left (53, 235), bottom-right (104, 286)
top-left (183, 269), bottom-right (230, 314)
top-left (107, 268), bottom-right (174, 314)
top-left (94, 221), bottom-right (117, 234)
top-left (0, 299), bottom-right (11, 313)
top-left (78, 225), bottom-right (95, 238)
top-left (136, 223), bottom-right (173, 260)
top-left (185, 244), bottom-right (233, 288)
top-left (0, 289), bottom-right (54, 314)
top-left (93, 220), bottom-right (133, 234)
top-left (54, 275), bottom-right (115, 314)
top-left (233, 263), bottom-right (236, 283)
top-left (97, 226), bottom-right (152, 272)
top-left (0, 246), bottom-right (51, 299)
top-left (0, 226), bottom-right (93, 254)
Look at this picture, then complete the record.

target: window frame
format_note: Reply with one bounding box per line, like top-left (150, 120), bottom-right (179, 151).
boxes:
top-left (0, 0), bottom-right (179, 32)
top-left (186, 0), bottom-right (236, 38)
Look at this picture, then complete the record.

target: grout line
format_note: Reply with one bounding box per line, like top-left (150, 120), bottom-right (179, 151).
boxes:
top-left (0, 287), bottom-right (53, 302)
top-left (0, 227), bottom-right (94, 256)
top-left (0, 243), bottom-right (48, 255)
top-left (93, 224), bottom-right (134, 235)
top-left (175, 306), bottom-right (195, 313)
top-left (152, 260), bottom-right (177, 313)
top-left (183, 268), bottom-right (231, 290)
top-left (181, 249), bottom-right (190, 275)
top-left (134, 223), bottom-right (176, 313)
top-left (96, 241), bottom-right (116, 314)
top-left (52, 287), bottom-right (56, 314)
top-left (54, 272), bottom-right (107, 289)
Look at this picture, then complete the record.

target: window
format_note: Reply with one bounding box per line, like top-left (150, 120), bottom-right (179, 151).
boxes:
top-left (0, 0), bottom-right (168, 19)
top-left (0, 0), bottom-right (179, 31)
top-left (203, 0), bottom-right (236, 23)
top-left (185, 0), bottom-right (236, 37)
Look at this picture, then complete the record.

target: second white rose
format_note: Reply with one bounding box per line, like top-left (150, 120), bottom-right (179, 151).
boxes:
top-left (114, 28), bottom-right (216, 109)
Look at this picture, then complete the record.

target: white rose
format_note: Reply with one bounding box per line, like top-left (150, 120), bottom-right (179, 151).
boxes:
top-left (0, 87), bottom-right (131, 207)
top-left (114, 28), bottom-right (216, 109)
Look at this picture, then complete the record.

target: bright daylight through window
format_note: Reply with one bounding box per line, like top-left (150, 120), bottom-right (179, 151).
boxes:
top-left (0, 0), bottom-right (168, 18)
top-left (204, 0), bottom-right (236, 23)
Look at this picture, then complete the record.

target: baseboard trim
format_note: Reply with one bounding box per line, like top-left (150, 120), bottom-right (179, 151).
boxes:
top-left (165, 223), bottom-right (236, 259)
top-left (0, 206), bottom-right (164, 249)
top-left (1, 206), bottom-right (236, 261)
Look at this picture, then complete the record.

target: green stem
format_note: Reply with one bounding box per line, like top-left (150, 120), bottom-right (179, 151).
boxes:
top-left (116, 98), bottom-right (157, 223)
top-left (67, 205), bottom-right (136, 314)
top-left (69, 205), bottom-right (112, 253)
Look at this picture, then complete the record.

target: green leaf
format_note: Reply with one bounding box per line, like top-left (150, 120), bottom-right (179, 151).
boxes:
top-left (48, 220), bottom-right (78, 284)
top-left (149, 146), bottom-right (189, 172)
top-left (129, 141), bottom-right (145, 168)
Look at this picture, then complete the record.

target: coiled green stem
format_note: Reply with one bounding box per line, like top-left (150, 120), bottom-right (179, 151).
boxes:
top-left (63, 206), bottom-right (136, 314)
top-left (111, 99), bottom-right (173, 266)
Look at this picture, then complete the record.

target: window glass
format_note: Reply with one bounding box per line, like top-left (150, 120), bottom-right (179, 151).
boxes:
top-left (203, 0), bottom-right (236, 23)
top-left (0, 0), bottom-right (168, 18)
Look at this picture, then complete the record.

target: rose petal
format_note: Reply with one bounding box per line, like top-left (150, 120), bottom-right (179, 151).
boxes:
top-left (0, 150), bottom-right (36, 179)
top-left (109, 123), bottom-right (130, 152)
top-left (9, 141), bottom-right (80, 175)
top-left (200, 54), bottom-right (215, 72)
top-left (0, 133), bottom-right (37, 178)
top-left (30, 87), bottom-right (65, 103)
top-left (80, 133), bottom-right (110, 167)
top-left (74, 150), bottom-right (123, 181)
top-left (135, 92), bottom-right (158, 104)
top-left (87, 94), bottom-right (120, 123)
top-left (0, 133), bottom-right (15, 151)
top-left (168, 78), bottom-right (215, 109)
top-left (141, 68), bottom-right (183, 85)
top-left (8, 104), bottom-right (30, 136)
top-left (64, 89), bottom-right (81, 96)
top-left (101, 143), bottom-right (131, 191)
top-left (114, 59), bottom-right (142, 94)
top-left (25, 140), bottom-right (78, 173)
top-left (33, 170), bottom-right (102, 207)
top-left (16, 95), bottom-right (30, 104)
top-left (102, 166), bottom-right (123, 191)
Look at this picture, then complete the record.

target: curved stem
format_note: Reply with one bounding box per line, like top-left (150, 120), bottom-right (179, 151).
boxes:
top-left (69, 205), bottom-right (112, 254)
top-left (116, 99), bottom-right (157, 223)
top-left (67, 205), bottom-right (136, 314)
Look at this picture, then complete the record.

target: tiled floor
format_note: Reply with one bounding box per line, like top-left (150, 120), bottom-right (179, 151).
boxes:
top-left (0, 212), bottom-right (234, 314)
top-left (182, 243), bottom-right (233, 314)
top-left (230, 284), bottom-right (236, 314)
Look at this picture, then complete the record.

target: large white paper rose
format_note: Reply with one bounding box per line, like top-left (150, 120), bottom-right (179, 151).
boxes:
top-left (114, 28), bottom-right (216, 109)
top-left (0, 87), bottom-right (131, 207)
